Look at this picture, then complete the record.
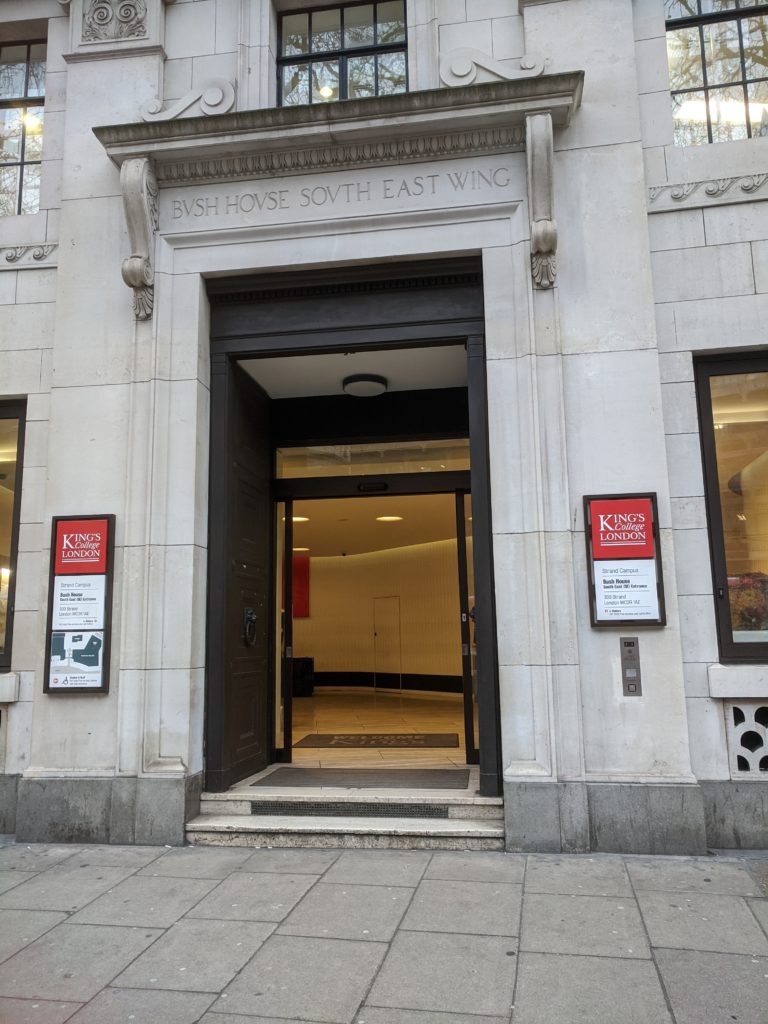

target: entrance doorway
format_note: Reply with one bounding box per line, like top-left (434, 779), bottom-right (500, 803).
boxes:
top-left (279, 491), bottom-right (477, 768)
top-left (205, 260), bottom-right (501, 796)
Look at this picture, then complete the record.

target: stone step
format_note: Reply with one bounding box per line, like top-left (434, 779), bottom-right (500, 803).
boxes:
top-left (186, 814), bottom-right (505, 851)
top-left (199, 793), bottom-right (503, 821)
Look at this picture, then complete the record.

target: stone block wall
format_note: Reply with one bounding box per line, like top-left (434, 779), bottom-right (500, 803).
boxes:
top-left (635, 0), bottom-right (768, 843)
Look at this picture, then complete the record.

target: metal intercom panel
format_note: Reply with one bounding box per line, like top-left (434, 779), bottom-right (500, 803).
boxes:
top-left (620, 636), bottom-right (642, 696)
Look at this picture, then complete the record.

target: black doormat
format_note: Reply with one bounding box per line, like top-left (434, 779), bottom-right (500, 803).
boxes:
top-left (293, 733), bottom-right (459, 749)
top-left (253, 768), bottom-right (471, 789)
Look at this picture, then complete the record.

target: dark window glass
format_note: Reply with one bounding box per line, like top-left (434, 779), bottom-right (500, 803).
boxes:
top-left (665, 4), bottom-right (768, 144)
top-left (697, 360), bottom-right (768, 661)
top-left (278, 2), bottom-right (407, 105)
top-left (0, 405), bottom-right (25, 668)
top-left (0, 41), bottom-right (46, 216)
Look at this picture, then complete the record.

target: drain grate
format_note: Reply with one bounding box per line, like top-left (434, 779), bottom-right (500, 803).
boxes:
top-left (250, 800), bottom-right (450, 819)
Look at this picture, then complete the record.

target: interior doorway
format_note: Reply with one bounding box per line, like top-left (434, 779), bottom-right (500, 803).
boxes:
top-left (280, 491), bottom-right (476, 768)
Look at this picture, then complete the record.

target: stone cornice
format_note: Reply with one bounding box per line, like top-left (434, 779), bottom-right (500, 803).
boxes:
top-left (648, 172), bottom-right (768, 212)
top-left (1, 243), bottom-right (57, 269)
top-left (93, 74), bottom-right (584, 185)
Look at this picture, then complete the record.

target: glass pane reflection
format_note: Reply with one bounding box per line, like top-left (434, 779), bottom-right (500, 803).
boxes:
top-left (377, 50), bottom-right (407, 95)
top-left (277, 439), bottom-right (470, 479)
top-left (348, 54), bottom-right (376, 98)
top-left (710, 371), bottom-right (768, 644)
top-left (0, 418), bottom-right (20, 653)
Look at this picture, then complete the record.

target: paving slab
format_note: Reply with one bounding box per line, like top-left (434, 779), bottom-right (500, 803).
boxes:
top-left (367, 931), bottom-right (517, 1017)
top-left (0, 871), bottom-right (38, 896)
top-left (520, 893), bottom-right (650, 958)
top-left (65, 846), bottom-right (164, 869)
top-left (0, 863), bottom-right (136, 913)
top-left (140, 846), bottom-right (254, 878)
top-left (187, 871), bottom-right (316, 922)
top-left (0, 997), bottom-right (83, 1024)
top-left (279, 881), bottom-right (412, 941)
top-left (401, 878), bottom-right (521, 936)
top-left (626, 857), bottom-right (761, 895)
top-left (113, 917), bottom-right (274, 992)
top-left (525, 855), bottom-right (633, 896)
top-left (748, 897), bottom-right (768, 938)
top-left (655, 948), bottom-right (768, 1024)
top-left (356, 1011), bottom-right (507, 1024)
top-left (69, 874), bottom-right (218, 927)
top-left (0, 923), bottom-right (163, 1001)
top-left (213, 934), bottom-right (387, 1021)
top-left (511, 951), bottom-right (673, 1023)
top-left (424, 852), bottom-right (525, 884)
top-left (0, 909), bottom-right (68, 965)
top-left (637, 890), bottom-right (768, 954)
top-left (240, 847), bottom-right (341, 874)
top-left (200, 1016), bottom-right (328, 1024)
top-left (64, 987), bottom-right (215, 1024)
top-left (0, 847), bottom-right (79, 873)
top-left (323, 851), bottom-right (430, 887)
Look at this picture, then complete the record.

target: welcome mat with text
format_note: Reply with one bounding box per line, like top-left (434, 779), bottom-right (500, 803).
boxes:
top-left (293, 732), bottom-right (460, 748)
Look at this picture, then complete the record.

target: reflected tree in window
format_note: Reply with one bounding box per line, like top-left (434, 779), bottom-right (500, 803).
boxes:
top-left (278, 2), bottom-right (406, 105)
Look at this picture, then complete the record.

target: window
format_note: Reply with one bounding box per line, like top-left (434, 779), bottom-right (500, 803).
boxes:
top-left (0, 41), bottom-right (46, 216)
top-left (665, 2), bottom-right (768, 145)
top-left (697, 359), bottom-right (768, 661)
top-left (0, 403), bottom-right (25, 671)
top-left (278, 1), bottom-right (406, 106)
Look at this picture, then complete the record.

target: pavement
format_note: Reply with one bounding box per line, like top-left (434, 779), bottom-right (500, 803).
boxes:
top-left (0, 839), bottom-right (767, 1024)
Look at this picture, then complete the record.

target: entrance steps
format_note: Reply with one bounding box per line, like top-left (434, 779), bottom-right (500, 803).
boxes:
top-left (186, 788), bottom-right (505, 850)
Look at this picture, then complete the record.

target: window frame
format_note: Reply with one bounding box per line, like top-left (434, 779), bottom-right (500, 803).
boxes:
top-left (0, 38), bottom-right (46, 216)
top-left (695, 355), bottom-right (768, 664)
top-left (0, 400), bottom-right (26, 673)
top-left (277, 0), bottom-right (408, 107)
top-left (665, 1), bottom-right (768, 145)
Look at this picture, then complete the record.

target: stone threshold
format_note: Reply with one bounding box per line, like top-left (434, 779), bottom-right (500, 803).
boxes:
top-left (186, 813), bottom-right (505, 850)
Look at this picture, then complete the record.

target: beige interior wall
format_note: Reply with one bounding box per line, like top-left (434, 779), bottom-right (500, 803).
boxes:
top-left (293, 538), bottom-right (463, 677)
top-left (742, 449), bottom-right (768, 575)
top-left (0, 487), bottom-right (13, 559)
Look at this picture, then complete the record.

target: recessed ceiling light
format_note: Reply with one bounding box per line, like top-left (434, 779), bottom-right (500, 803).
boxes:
top-left (292, 516), bottom-right (310, 523)
top-left (293, 547), bottom-right (310, 552)
top-left (376, 515), bottom-right (403, 522)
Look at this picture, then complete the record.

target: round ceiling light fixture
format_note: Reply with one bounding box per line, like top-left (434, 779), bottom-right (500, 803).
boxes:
top-left (376, 515), bottom-right (403, 522)
top-left (342, 374), bottom-right (388, 398)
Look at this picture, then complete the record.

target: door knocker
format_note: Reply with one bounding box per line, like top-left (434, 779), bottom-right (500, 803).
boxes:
top-left (243, 607), bottom-right (258, 647)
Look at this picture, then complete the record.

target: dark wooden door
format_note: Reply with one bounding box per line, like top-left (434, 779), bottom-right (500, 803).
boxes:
top-left (206, 357), bottom-right (273, 791)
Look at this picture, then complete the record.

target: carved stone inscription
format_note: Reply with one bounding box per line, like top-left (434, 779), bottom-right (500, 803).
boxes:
top-left (160, 158), bottom-right (521, 233)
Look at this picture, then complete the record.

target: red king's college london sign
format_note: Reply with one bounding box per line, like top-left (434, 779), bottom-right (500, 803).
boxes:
top-left (589, 498), bottom-right (654, 561)
top-left (54, 518), bottom-right (110, 575)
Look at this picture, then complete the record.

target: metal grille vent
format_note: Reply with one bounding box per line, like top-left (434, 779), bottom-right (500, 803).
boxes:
top-left (250, 800), bottom-right (449, 819)
top-left (726, 702), bottom-right (768, 774)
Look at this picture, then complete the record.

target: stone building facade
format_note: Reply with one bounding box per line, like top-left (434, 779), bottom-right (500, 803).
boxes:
top-left (0, 0), bottom-right (766, 851)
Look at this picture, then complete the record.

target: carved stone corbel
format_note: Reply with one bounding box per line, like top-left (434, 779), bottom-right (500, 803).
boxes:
top-left (526, 112), bottom-right (556, 289)
top-left (120, 157), bottom-right (158, 320)
top-left (439, 49), bottom-right (545, 87)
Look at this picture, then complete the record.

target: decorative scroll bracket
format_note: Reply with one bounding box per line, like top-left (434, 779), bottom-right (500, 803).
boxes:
top-left (439, 49), bottom-right (545, 88)
top-left (526, 112), bottom-right (557, 290)
top-left (142, 78), bottom-right (236, 121)
top-left (120, 157), bottom-right (158, 320)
